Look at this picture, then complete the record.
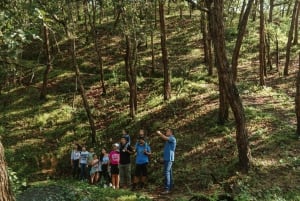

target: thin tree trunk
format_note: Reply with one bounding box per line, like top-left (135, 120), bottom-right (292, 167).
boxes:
top-left (295, 52), bottom-right (300, 136)
top-left (71, 38), bottom-right (97, 144)
top-left (83, 0), bottom-right (89, 43)
top-left (151, 30), bottom-right (155, 75)
top-left (232, 0), bottom-right (254, 81)
top-left (91, 0), bottom-right (106, 95)
top-left (124, 35), bottom-right (138, 118)
top-left (266, 33), bottom-right (272, 70)
top-left (275, 32), bottom-right (280, 72)
top-left (201, 2), bottom-right (213, 76)
top-left (284, 0), bottom-right (299, 76)
top-left (40, 23), bottom-right (52, 100)
top-left (206, 0), bottom-right (251, 173)
top-left (0, 141), bottom-right (15, 201)
top-left (252, 0), bottom-right (258, 21)
top-left (259, 0), bottom-right (266, 85)
top-left (268, 0), bottom-right (274, 22)
top-left (293, 2), bottom-right (300, 45)
top-left (159, 1), bottom-right (171, 100)
top-left (238, 0), bottom-right (247, 26)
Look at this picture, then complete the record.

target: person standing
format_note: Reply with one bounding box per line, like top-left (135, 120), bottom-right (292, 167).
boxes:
top-left (109, 143), bottom-right (120, 189)
top-left (79, 146), bottom-right (89, 181)
top-left (131, 137), bottom-right (151, 190)
top-left (70, 143), bottom-right (81, 179)
top-left (100, 148), bottom-right (111, 187)
top-left (156, 129), bottom-right (176, 194)
top-left (119, 136), bottom-right (134, 189)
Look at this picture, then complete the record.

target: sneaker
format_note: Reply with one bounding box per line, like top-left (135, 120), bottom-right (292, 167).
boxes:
top-left (161, 190), bottom-right (170, 194)
top-left (103, 184), bottom-right (107, 188)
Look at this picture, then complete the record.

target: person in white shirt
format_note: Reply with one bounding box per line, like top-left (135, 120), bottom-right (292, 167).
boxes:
top-left (79, 146), bottom-right (89, 181)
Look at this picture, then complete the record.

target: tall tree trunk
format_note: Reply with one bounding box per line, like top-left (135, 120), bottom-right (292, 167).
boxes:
top-left (232, 0), bottom-right (254, 82)
top-left (238, 0), bottom-right (247, 26)
top-left (293, 2), bottom-right (300, 45)
top-left (252, 0), bottom-right (258, 21)
top-left (159, 1), bottom-right (171, 100)
top-left (124, 35), bottom-right (138, 118)
top-left (0, 141), bottom-right (15, 201)
top-left (268, 0), bottom-right (274, 22)
top-left (284, 0), bottom-right (299, 76)
top-left (275, 32), bottom-right (280, 72)
top-left (201, 2), bottom-right (213, 76)
top-left (40, 23), bottom-right (52, 100)
top-left (71, 38), bottom-right (97, 144)
top-left (91, 0), bottom-right (106, 95)
top-left (206, 0), bottom-right (251, 173)
top-left (266, 33), bottom-right (272, 70)
top-left (259, 0), bottom-right (266, 85)
top-left (151, 30), bottom-right (155, 75)
top-left (83, 0), bottom-right (89, 43)
top-left (296, 52), bottom-right (300, 136)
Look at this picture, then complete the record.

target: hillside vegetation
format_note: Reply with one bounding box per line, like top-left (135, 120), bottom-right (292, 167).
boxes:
top-left (1, 8), bottom-right (300, 201)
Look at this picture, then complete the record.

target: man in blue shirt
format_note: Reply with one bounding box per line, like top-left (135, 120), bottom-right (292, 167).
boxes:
top-left (156, 129), bottom-right (176, 194)
top-left (131, 137), bottom-right (151, 190)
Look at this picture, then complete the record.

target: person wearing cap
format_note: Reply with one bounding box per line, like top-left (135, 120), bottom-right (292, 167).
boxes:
top-left (119, 136), bottom-right (134, 189)
top-left (131, 137), bottom-right (151, 190)
top-left (109, 143), bottom-right (120, 189)
top-left (156, 129), bottom-right (176, 194)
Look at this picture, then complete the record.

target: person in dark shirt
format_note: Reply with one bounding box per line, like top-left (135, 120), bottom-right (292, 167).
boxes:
top-left (119, 137), bottom-right (134, 189)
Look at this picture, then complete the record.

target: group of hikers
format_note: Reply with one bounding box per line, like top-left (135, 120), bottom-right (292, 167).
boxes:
top-left (70, 128), bottom-right (176, 194)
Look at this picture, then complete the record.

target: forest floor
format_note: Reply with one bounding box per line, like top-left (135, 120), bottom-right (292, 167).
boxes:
top-left (1, 11), bottom-right (300, 201)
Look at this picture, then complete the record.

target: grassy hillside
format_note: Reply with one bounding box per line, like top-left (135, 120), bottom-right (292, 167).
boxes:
top-left (1, 10), bottom-right (300, 201)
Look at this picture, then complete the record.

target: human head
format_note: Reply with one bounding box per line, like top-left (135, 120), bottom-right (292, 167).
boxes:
top-left (101, 148), bottom-right (107, 154)
top-left (82, 146), bottom-right (86, 151)
top-left (112, 143), bottom-right (119, 150)
top-left (120, 137), bottom-right (127, 145)
top-left (166, 128), bottom-right (174, 137)
top-left (138, 137), bottom-right (145, 145)
top-left (93, 154), bottom-right (97, 159)
top-left (89, 148), bottom-right (94, 152)
top-left (73, 143), bottom-right (79, 150)
top-left (139, 129), bottom-right (145, 136)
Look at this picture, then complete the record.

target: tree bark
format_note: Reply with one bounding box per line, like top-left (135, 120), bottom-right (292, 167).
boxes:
top-left (252, 0), bottom-right (258, 21)
top-left (295, 52), bottom-right (300, 136)
top-left (40, 23), bottom-right (52, 100)
top-left (0, 141), bottom-right (15, 201)
top-left (159, 1), bottom-right (171, 100)
top-left (259, 0), bottom-right (266, 85)
top-left (268, 0), bottom-right (274, 22)
top-left (293, 2), bottom-right (300, 45)
top-left (284, 0), bottom-right (299, 76)
top-left (151, 30), bottom-right (155, 75)
top-left (206, 0), bottom-right (251, 173)
top-left (71, 38), bottom-right (97, 144)
top-left (232, 0), bottom-right (254, 81)
top-left (201, 1), bottom-right (213, 76)
top-left (91, 0), bottom-right (106, 95)
top-left (124, 35), bottom-right (138, 118)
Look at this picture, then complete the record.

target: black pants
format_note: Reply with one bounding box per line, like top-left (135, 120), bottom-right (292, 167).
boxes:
top-left (72, 159), bottom-right (80, 178)
top-left (102, 164), bottom-right (111, 185)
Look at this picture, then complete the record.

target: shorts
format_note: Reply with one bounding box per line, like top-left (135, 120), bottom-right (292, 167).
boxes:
top-left (110, 164), bottom-right (119, 174)
top-left (135, 163), bottom-right (148, 177)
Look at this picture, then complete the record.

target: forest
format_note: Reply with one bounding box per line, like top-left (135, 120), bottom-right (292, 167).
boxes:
top-left (0, 0), bottom-right (300, 200)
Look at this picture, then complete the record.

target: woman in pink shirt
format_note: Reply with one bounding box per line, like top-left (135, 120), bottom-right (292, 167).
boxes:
top-left (109, 143), bottom-right (120, 189)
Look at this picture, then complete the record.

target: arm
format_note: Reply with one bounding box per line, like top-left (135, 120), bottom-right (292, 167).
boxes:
top-left (156, 131), bottom-right (169, 141)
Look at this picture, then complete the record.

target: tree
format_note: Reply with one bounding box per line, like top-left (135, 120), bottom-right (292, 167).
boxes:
top-left (0, 141), bottom-right (15, 201)
top-left (159, 0), bottom-right (171, 101)
top-left (295, 52), bottom-right (300, 136)
top-left (259, 0), bottom-right (266, 85)
top-left (232, 0), bottom-right (254, 81)
top-left (206, 0), bottom-right (251, 173)
top-left (284, 0), bottom-right (300, 76)
top-left (40, 23), bottom-right (52, 100)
